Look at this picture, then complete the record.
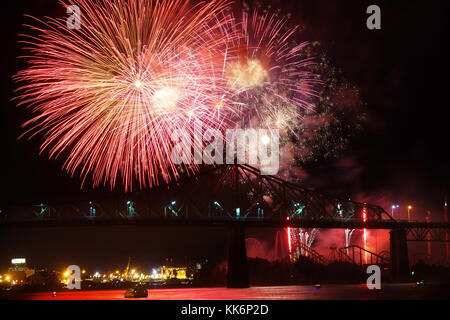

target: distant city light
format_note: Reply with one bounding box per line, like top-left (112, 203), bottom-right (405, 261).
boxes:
top-left (11, 258), bottom-right (26, 264)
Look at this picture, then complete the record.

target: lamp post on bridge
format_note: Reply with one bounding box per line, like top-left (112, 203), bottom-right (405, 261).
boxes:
top-left (407, 205), bottom-right (413, 222)
top-left (391, 205), bottom-right (399, 218)
top-left (445, 199), bottom-right (448, 265)
top-left (426, 210), bottom-right (432, 263)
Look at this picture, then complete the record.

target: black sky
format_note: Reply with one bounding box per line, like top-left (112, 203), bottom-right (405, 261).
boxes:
top-left (0, 0), bottom-right (449, 270)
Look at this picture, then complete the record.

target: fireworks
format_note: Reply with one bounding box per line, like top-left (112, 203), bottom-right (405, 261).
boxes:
top-left (14, 0), bottom-right (324, 191)
top-left (224, 9), bottom-right (320, 131)
top-left (14, 0), bottom-right (235, 190)
top-left (274, 45), bottom-right (366, 184)
top-left (293, 49), bottom-right (366, 165)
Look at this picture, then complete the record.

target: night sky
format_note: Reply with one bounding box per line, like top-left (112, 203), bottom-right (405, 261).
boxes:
top-left (0, 0), bottom-right (449, 271)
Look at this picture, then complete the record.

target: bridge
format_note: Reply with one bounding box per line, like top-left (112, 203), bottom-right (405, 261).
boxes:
top-left (326, 245), bottom-right (391, 267)
top-left (1, 164), bottom-right (449, 287)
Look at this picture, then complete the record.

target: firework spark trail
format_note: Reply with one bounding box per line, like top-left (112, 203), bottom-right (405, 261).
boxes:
top-left (345, 228), bottom-right (355, 255)
top-left (14, 0), bottom-right (237, 191)
top-left (362, 206), bottom-right (368, 264)
top-left (287, 227), bottom-right (292, 257)
top-left (288, 228), bottom-right (319, 259)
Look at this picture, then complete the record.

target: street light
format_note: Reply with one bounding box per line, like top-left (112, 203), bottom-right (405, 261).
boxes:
top-left (126, 201), bottom-right (135, 217)
top-left (89, 201), bottom-right (96, 217)
top-left (391, 205), bottom-right (399, 218)
top-left (408, 205), bottom-right (413, 221)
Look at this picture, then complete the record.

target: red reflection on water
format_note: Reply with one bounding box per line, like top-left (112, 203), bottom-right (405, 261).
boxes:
top-left (3, 284), bottom-right (433, 300)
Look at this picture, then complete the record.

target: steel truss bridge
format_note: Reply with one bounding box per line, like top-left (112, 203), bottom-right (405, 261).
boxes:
top-left (0, 164), bottom-right (400, 228)
top-left (1, 164), bottom-right (449, 286)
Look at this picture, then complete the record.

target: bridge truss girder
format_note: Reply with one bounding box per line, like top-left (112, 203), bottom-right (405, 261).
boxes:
top-left (406, 227), bottom-right (450, 242)
top-left (0, 164), bottom-right (395, 228)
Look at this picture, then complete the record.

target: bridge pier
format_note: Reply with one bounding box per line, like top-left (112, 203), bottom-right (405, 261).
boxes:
top-left (227, 225), bottom-right (250, 288)
top-left (390, 228), bottom-right (410, 281)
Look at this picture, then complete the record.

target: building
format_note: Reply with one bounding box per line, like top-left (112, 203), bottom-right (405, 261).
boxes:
top-left (8, 258), bottom-right (35, 285)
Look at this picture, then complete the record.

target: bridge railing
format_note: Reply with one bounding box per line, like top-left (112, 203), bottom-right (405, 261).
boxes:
top-left (291, 242), bottom-right (327, 265)
top-left (338, 245), bottom-right (391, 267)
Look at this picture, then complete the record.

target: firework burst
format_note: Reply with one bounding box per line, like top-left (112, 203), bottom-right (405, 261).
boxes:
top-left (224, 9), bottom-right (320, 133)
top-left (14, 0), bottom-right (331, 191)
top-left (14, 0), bottom-right (235, 191)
